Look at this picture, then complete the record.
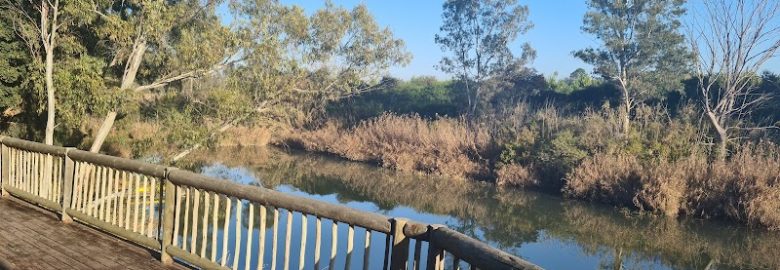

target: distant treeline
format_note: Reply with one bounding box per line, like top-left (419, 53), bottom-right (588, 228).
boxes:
top-left (328, 70), bottom-right (780, 127)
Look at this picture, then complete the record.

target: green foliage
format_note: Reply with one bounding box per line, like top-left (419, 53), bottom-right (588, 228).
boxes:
top-left (547, 68), bottom-right (600, 94)
top-left (574, 0), bottom-right (690, 100)
top-left (436, 0), bottom-right (535, 113)
top-left (326, 76), bottom-right (466, 123)
top-left (0, 17), bottom-right (28, 112)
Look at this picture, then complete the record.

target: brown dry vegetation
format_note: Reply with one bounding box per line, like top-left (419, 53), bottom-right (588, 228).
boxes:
top-left (281, 114), bottom-right (493, 179)
top-left (276, 103), bottom-right (780, 230)
top-left (565, 143), bottom-right (780, 229)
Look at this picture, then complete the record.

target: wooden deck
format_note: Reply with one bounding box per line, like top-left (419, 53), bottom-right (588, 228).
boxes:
top-left (0, 198), bottom-right (184, 270)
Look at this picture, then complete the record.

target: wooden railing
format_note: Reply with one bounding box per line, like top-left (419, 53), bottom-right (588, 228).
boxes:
top-left (0, 136), bottom-right (542, 270)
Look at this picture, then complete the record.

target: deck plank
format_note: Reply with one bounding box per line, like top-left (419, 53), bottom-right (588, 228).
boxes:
top-left (0, 198), bottom-right (184, 270)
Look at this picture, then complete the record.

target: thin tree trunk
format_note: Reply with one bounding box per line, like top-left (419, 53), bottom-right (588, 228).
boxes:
top-left (90, 36), bottom-right (147, 152)
top-left (705, 111), bottom-right (728, 161)
top-left (120, 37), bottom-right (147, 90)
top-left (618, 80), bottom-right (631, 136)
top-left (89, 111), bottom-right (117, 153)
top-left (42, 1), bottom-right (57, 146)
top-left (44, 46), bottom-right (55, 145)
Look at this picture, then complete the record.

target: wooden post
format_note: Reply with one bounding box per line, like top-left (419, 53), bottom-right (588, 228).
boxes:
top-left (161, 168), bottom-right (177, 265)
top-left (425, 226), bottom-right (444, 270)
top-left (1, 142), bottom-right (9, 199)
top-left (61, 148), bottom-right (76, 223)
top-left (390, 218), bottom-right (410, 270)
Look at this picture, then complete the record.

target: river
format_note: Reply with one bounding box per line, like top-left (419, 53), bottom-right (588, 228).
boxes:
top-left (180, 146), bottom-right (780, 270)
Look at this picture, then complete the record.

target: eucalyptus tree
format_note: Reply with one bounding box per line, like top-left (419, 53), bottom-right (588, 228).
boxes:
top-left (574, 0), bottom-right (689, 135)
top-left (87, 0), bottom-right (237, 152)
top-left (435, 0), bottom-right (534, 115)
top-left (168, 0), bottom-right (411, 161)
top-left (689, 0), bottom-right (780, 160)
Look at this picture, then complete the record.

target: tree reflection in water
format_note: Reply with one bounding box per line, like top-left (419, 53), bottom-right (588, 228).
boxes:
top-left (181, 146), bottom-right (780, 270)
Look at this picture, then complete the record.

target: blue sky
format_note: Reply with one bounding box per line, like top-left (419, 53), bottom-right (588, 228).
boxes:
top-left (219, 0), bottom-right (779, 80)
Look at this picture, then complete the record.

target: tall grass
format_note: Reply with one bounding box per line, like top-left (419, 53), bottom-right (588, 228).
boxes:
top-left (282, 113), bottom-right (492, 179)
top-left (279, 103), bottom-right (780, 229)
top-left (564, 143), bottom-right (780, 229)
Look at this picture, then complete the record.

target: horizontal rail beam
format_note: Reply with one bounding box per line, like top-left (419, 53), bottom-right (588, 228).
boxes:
top-left (167, 169), bottom-right (393, 233)
top-left (166, 246), bottom-right (229, 270)
top-left (0, 137), bottom-right (66, 156)
top-left (65, 208), bottom-right (162, 251)
top-left (67, 149), bottom-right (167, 178)
top-left (3, 186), bottom-right (61, 212)
top-left (430, 227), bottom-right (542, 270)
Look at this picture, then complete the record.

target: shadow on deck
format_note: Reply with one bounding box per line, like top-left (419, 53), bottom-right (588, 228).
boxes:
top-left (0, 198), bottom-right (183, 270)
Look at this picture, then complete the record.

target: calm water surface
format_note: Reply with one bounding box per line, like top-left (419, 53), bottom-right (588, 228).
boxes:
top-left (181, 146), bottom-right (780, 270)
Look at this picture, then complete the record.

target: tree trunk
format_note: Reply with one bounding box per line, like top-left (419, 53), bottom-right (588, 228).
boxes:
top-left (706, 111), bottom-right (729, 161)
top-left (120, 37), bottom-right (147, 90)
top-left (471, 84), bottom-right (480, 115)
top-left (44, 46), bottom-right (55, 145)
top-left (90, 36), bottom-right (147, 152)
top-left (89, 111), bottom-right (117, 153)
top-left (619, 83), bottom-right (631, 136)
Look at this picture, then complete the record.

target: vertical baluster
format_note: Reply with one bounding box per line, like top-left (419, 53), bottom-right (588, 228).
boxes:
top-left (87, 165), bottom-right (97, 216)
top-left (257, 205), bottom-right (267, 270)
top-left (173, 186), bottom-right (183, 247)
top-left (329, 221), bottom-right (338, 269)
top-left (56, 156), bottom-right (63, 201)
top-left (221, 197), bottom-right (231, 267)
top-left (77, 163), bottom-right (86, 212)
top-left (140, 175), bottom-right (149, 235)
top-left (133, 174), bottom-right (142, 233)
top-left (314, 217), bottom-right (322, 270)
top-left (21, 151), bottom-right (26, 191)
top-left (100, 166), bottom-right (108, 221)
top-left (182, 187), bottom-right (191, 250)
top-left (271, 207), bottom-right (279, 270)
top-left (245, 204), bottom-right (254, 270)
top-left (23, 151), bottom-right (29, 192)
top-left (201, 191), bottom-right (210, 256)
top-left (7, 148), bottom-right (12, 189)
top-left (80, 163), bottom-right (87, 212)
top-left (283, 210), bottom-right (293, 270)
top-left (111, 170), bottom-right (120, 225)
top-left (413, 239), bottom-right (422, 270)
top-left (211, 194), bottom-right (219, 262)
top-left (148, 177), bottom-right (157, 238)
top-left (346, 225), bottom-right (354, 270)
top-left (22, 150), bottom-right (26, 191)
top-left (70, 162), bottom-right (80, 209)
top-left (363, 230), bottom-right (371, 270)
top-left (298, 214), bottom-right (307, 270)
top-left (383, 233), bottom-right (391, 270)
top-left (32, 152), bottom-right (37, 195)
top-left (190, 189), bottom-right (200, 253)
top-left (123, 171), bottom-right (132, 229)
top-left (232, 201), bottom-right (243, 270)
top-left (51, 156), bottom-right (58, 202)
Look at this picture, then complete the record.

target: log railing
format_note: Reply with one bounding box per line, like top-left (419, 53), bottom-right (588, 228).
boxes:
top-left (0, 136), bottom-right (542, 270)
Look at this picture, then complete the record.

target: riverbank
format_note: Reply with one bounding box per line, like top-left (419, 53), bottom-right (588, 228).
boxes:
top-left (276, 108), bottom-right (780, 231)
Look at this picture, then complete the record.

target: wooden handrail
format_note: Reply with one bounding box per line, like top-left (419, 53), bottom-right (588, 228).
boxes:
top-left (0, 136), bottom-right (67, 156)
top-left (167, 169), bottom-right (393, 233)
top-left (0, 136), bottom-right (543, 270)
top-left (67, 149), bottom-right (167, 178)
